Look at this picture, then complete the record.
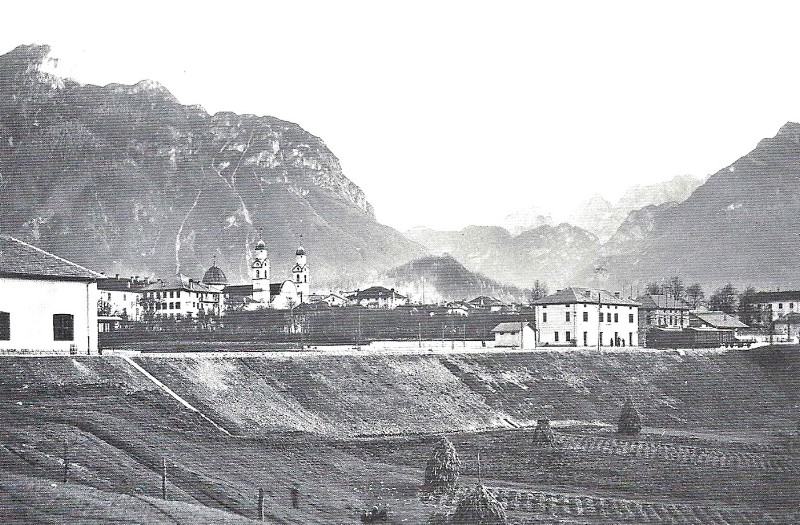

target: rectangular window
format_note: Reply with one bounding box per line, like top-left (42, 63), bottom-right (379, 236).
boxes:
top-left (606, 313), bottom-right (611, 323)
top-left (176, 291), bottom-right (180, 298)
top-left (566, 311), bottom-right (571, 322)
top-left (554, 331), bottom-right (559, 342)
top-left (629, 332), bottom-right (633, 346)
top-left (174, 302), bottom-right (180, 310)
top-left (53, 314), bottom-right (74, 341)
top-left (779, 303), bottom-right (783, 309)
top-left (629, 313), bottom-right (634, 323)
top-left (614, 313), bottom-right (619, 322)
top-left (599, 312), bottom-right (603, 322)
top-left (583, 331), bottom-right (587, 346)
top-left (565, 331), bottom-right (571, 341)
top-left (599, 332), bottom-right (603, 346)
top-left (542, 312), bottom-right (547, 322)
top-left (583, 311), bottom-right (588, 322)
top-left (0, 312), bottom-right (9, 341)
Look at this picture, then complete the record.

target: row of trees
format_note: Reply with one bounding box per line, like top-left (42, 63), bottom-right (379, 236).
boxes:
top-left (644, 277), bottom-right (763, 326)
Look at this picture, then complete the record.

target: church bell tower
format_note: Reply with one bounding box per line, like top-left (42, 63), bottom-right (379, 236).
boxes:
top-left (252, 235), bottom-right (271, 306)
top-left (291, 244), bottom-right (309, 303)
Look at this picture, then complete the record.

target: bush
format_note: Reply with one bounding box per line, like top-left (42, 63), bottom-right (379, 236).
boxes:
top-left (531, 418), bottom-right (556, 446)
top-left (449, 484), bottom-right (507, 525)
top-left (423, 437), bottom-right (461, 494)
top-left (617, 397), bottom-right (642, 435)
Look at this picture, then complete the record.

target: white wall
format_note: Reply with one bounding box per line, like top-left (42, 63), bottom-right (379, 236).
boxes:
top-left (537, 303), bottom-right (639, 347)
top-left (0, 277), bottom-right (98, 355)
top-left (100, 289), bottom-right (142, 321)
top-left (494, 326), bottom-right (536, 348)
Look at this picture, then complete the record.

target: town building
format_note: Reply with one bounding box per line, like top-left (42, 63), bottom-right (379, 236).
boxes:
top-left (688, 310), bottom-right (748, 342)
top-left (141, 274), bottom-right (223, 320)
top-left (534, 287), bottom-right (640, 347)
top-left (347, 286), bottom-right (408, 309)
top-left (308, 292), bottom-right (349, 307)
top-left (751, 290), bottom-right (800, 326)
top-left (97, 275), bottom-right (149, 322)
top-left (491, 322), bottom-right (536, 349)
top-left (468, 296), bottom-right (507, 312)
top-left (636, 294), bottom-right (691, 347)
top-left (0, 234), bottom-right (102, 355)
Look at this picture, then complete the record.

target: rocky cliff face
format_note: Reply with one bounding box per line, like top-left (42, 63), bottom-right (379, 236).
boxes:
top-left (0, 44), bottom-right (423, 286)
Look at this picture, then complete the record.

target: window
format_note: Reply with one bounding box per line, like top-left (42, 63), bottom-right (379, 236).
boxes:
top-left (606, 313), bottom-right (611, 322)
top-left (565, 331), bottom-right (571, 341)
top-left (791, 303), bottom-right (795, 309)
top-left (599, 332), bottom-right (603, 346)
top-left (629, 332), bottom-right (633, 346)
top-left (256, 270), bottom-right (260, 279)
top-left (542, 312), bottom-right (547, 322)
top-left (583, 311), bottom-right (588, 322)
top-left (297, 274), bottom-right (301, 282)
top-left (629, 313), bottom-right (634, 323)
top-left (614, 313), bottom-right (618, 323)
top-left (779, 303), bottom-right (783, 309)
top-left (599, 312), bottom-right (603, 322)
top-left (176, 291), bottom-right (180, 298)
top-left (566, 311), bottom-right (571, 322)
top-left (0, 312), bottom-right (9, 340)
top-left (53, 314), bottom-right (74, 341)
top-left (304, 275), bottom-right (307, 283)
top-left (175, 302), bottom-right (180, 310)
top-left (583, 331), bottom-right (588, 346)
top-left (554, 331), bottom-right (559, 342)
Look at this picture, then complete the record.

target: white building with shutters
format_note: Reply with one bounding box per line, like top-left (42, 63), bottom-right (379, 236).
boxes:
top-left (0, 235), bottom-right (102, 355)
top-left (534, 287), bottom-right (640, 348)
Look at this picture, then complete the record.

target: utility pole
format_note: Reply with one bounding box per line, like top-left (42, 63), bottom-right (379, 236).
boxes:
top-left (597, 291), bottom-right (602, 352)
top-left (418, 322), bottom-right (422, 348)
top-left (441, 323), bottom-right (445, 348)
top-left (161, 457), bottom-right (167, 500)
top-left (62, 439), bottom-right (69, 483)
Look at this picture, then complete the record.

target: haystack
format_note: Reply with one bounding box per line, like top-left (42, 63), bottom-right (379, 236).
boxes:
top-left (617, 397), bottom-right (642, 435)
top-left (449, 484), bottom-right (507, 525)
top-left (531, 418), bottom-right (556, 446)
top-left (423, 437), bottom-right (461, 493)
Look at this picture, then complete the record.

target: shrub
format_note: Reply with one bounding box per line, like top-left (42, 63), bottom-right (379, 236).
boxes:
top-left (617, 397), bottom-right (642, 435)
top-left (531, 418), bottom-right (556, 446)
top-left (449, 484), bottom-right (507, 525)
top-left (423, 437), bottom-right (461, 494)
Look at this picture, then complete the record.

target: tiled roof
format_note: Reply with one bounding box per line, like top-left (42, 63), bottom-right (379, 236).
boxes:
top-left (98, 277), bottom-right (150, 292)
top-left (225, 284), bottom-right (254, 295)
top-left (636, 294), bottom-right (690, 310)
top-left (469, 296), bottom-right (504, 306)
top-left (0, 234), bottom-right (103, 281)
top-left (491, 322), bottom-right (535, 333)
top-left (352, 286), bottom-right (407, 300)
top-left (753, 290), bottom-right (800, 303)
top-left (534, 287), bottom-right (640, 306)
top-left (690, 311), bottom-right (748, 329)
top-left (142, 274), bottom-right (219, 293)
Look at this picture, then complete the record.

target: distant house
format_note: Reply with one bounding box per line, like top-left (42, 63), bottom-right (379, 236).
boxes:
top-left (468, 296), bottom-right (506, 312)
top-left (308, 292), bottom-right (349, 307)
top-left (348, 286), bottom-right (408, 309)
top-left (491, 322), bottom-right (536, 349)
top-left (446, 302), bottom-right (471, 316)
top-left (0, 235), bottom-right (103, 355)
top-left (751, 290), bottom-right (800, 326)
top-left (773, 312), bottom-right (800, 342)
top-left (636, 294), bottom-right (691, 347)
top-left (688, 310), bottom-right (748, 342)
top-left (534, 287), bottom-right (640, 347)
top-left (141, 274), bottom-right (224, 320)
top-left (97, 275), bottom-right (149, 322)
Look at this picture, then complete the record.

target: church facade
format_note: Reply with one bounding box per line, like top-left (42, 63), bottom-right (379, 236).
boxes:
top-left (219, 237), bottom-right (310, 311)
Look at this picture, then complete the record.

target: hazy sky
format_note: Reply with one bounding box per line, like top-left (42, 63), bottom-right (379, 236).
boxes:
top-left (3, 2), bottom-right (800, 231)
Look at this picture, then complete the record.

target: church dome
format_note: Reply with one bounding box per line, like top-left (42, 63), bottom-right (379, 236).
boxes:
top-left (202, 264), bottom-right (228, 286)
top-left (296, 246), bottom-right (305, 256)
top-left (255, 239), bottom-right (266, 250)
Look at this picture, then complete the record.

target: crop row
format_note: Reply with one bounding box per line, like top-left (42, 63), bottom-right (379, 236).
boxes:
top-left (557, 435), bottom-right (791, 472)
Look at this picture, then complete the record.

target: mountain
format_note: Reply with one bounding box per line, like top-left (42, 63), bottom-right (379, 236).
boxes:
top-left (404, 224), bottom-right (601, 290)
top-left (584, 122), bottom-right (800, 290)
top-left (569, 174), bottom-right (704, 242)
top-left (0, 44), bottom-right (425, 287)
top-left (500, 206), bottom-right (553, 235)
top-left (383, 254), bottom-right (530, 303)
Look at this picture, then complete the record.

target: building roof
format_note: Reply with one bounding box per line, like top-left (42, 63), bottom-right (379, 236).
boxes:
top-left (225, 284), bottom-right (254, 295)
top-left (351, 286), bottom-right (407, 300)
top-left (636, 294), bottom-right (690, 311)
top-left (142, 274), bottom-right (219, 293)
top-left (296, 245), bottom-right (305, 256)
top-left (97, 276), bottom-right (149, 292)
top-left (269, 283), bottom-right (283, 295)
top-left (202, 264), bottom-right (228, 285)
top-left (491, 322), bottom-right (535, 333)
top-left (0, 234), bottom-right (104, 281)
top-left (534, 287), bottom-right (640, 306)
top-left (469, 296), bottom-right (504, 307)
top-left (753, 290), bottom-right (800, 303)
top-left (690, 311), bottom-right (748, 329)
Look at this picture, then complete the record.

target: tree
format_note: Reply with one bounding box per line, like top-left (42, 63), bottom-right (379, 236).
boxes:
top-left (526, 280), bottom-right (548, 303)
top-left (709, 284), bottom-right (738, 314)
top-left (449, 484), bottom-right (507, 525)
top-left (423, 437), bottom-right (461, 494)
top-left (97, 299), bottom-right (113, 317)
top-left (738, 286), bottom-right (759, 326)
top-left (617, 397), bottom-right (642, 435)
top-left (645, 282), bottom-right (663, 295)
top-left (666, 276), bottom-right (685, 300)
top-left (685, 283), bottom-right (704, 308)
top-left (531, 418), bottom-right (556, 446)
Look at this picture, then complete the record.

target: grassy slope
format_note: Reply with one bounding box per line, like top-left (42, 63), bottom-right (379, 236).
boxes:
top-left (134, 348), bottom-right (800, 436)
